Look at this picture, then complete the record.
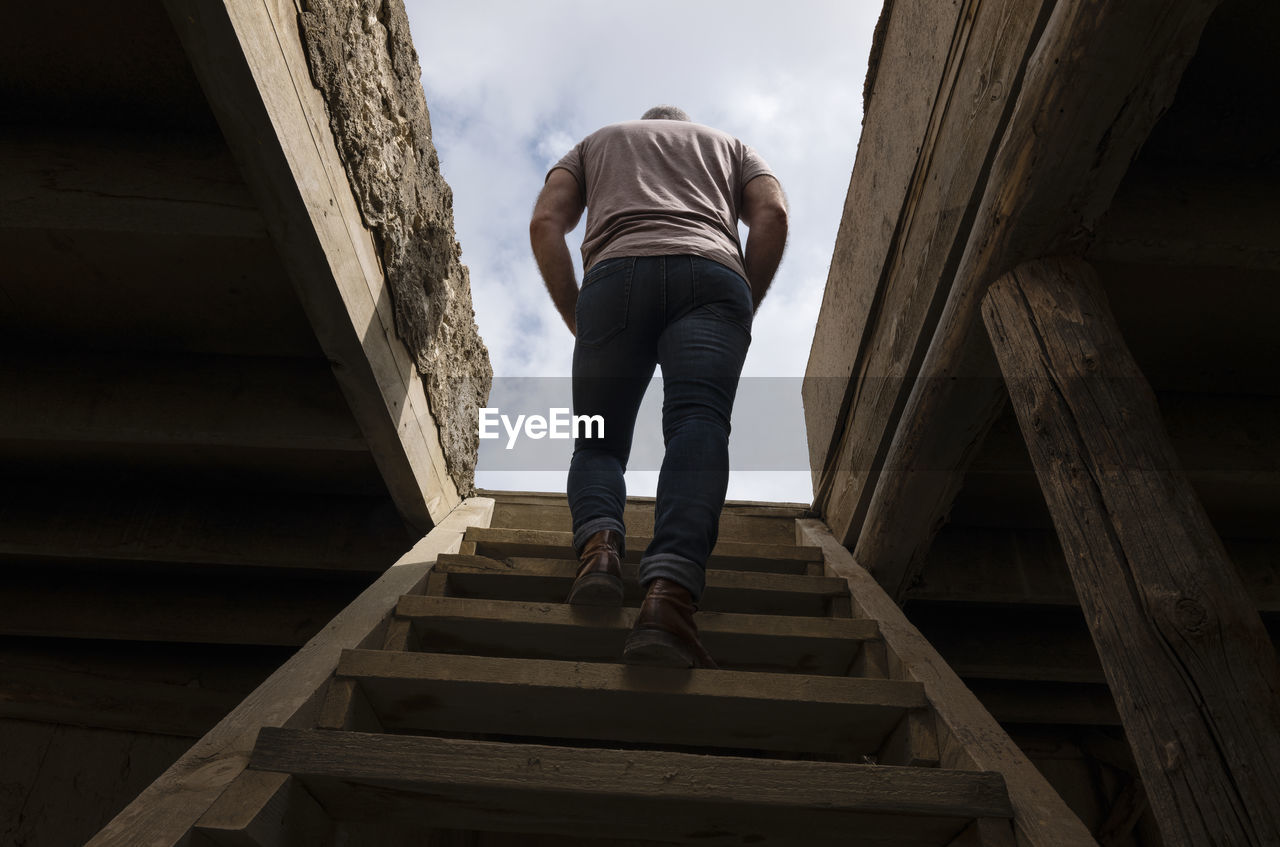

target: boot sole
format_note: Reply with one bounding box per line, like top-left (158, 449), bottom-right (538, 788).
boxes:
top-left (623, 629), bottom-right (709, 669)
top-left (566, 572), bottom-right (624, 606)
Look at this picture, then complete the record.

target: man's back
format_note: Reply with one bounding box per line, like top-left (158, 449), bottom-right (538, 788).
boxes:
top-left (529, 106), bottom-right (788, 668)
top-left (552, 120), bottom-right (772, 279)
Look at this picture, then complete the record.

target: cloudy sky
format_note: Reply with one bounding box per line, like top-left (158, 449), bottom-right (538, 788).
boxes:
top-left (404, 1), bottom-right (879, 503)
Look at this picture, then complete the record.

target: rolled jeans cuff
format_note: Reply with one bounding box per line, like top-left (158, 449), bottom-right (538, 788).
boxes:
top-left (573, 516), bottom-right (627, 558)
top-left (638, 553), bottom-right (705, 605)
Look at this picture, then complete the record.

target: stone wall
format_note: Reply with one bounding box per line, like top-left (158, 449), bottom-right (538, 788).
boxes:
top-left (297, 0), bottom-right (490, 496)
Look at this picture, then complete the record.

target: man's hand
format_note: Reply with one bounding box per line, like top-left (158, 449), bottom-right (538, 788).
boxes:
top-left (530, 169), bottom-right (586, 336)
top-left (741, 174), bottom-right (788, 312)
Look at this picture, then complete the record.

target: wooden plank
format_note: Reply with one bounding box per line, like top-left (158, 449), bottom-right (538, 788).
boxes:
top-left (87, 497), bottom-right (493, 847)
top-left (1088, 164), bottom-right (1280, 271)
top-left (803, 0), bottom-right (983, 488)
top-left (315, 678), bottom-right (383, 734)
top-left (965, 680), bottom-right (1121, 728)
top-left (0, 487), bottom-right (412, 573)
top-left (165, 0), bottom-right (458, 529)
top-left (850, 0), bottom-right (1224, 602)
top-left (251, 728), bottom-right (1011, 846)
top-left (949, 819), bottom-right (1018, 847)
top-left (0, 719), bottom-right (193, 847)
top-left (812, 0), bottom-right (1053, 546)
top-left (878, 709), bottom-right (942, 769)
top-left (910, 604), bottom-right (1107, 684)
top-left (433, 554), bottom-right (850, 617)
top-left (799, 518), bottom-right (1098, 846)
top-left (481, 490), bottom-right (808, 546)
top-left (395, 594), bottom-right (877, 676)
top-left (0, 566), bottom-right (361, 646)
top-left (463, 526), bottom-right (821, 574)
top-left (0, 639), bottom-right (286, 738)
top-left (0, 127), bottom-right (265, 238)
top-left (337, 649), bottom-right (925, 758)
top-left (910, 526), bottom-right (1280, 612)
top-left (0, 229), bottom-right (323, 359)
top-left (0, 351), bottom-right (366, 454)
top-left (981, 256), bottom-right (1280, 845)
top-left (195, 771), bottom-right (333, 847)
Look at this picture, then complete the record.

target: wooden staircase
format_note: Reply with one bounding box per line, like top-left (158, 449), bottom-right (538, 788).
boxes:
top-left (93, 496), bottom-right (1095, 846)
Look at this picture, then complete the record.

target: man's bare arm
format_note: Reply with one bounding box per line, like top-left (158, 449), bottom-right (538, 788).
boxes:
top-left (740, 174), bottom-right (788, 312)
top-left (530, 169), bottom-right (586, 336)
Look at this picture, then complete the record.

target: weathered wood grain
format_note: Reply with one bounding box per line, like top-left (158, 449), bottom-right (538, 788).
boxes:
top-left (981, 256), bottom-right (1280, 846)
top-left (463, 525), bottom-right (821, 574)
top-left (433, 554), bottom-right (850, 617)
top-left (852, 0), bottom-right (1224, 602)
top-left (86, 497), bottom-right (493, 847)
top-left (799, 518), bottom-right (1097, 846)
top-left (336, 649), bottom-right (925, 758)
top-left (395, 594), bottom-right (876, 676)
top-left (250, 728), bottom-right (1011, 845)
top-left (812, 0), bottom-right (1053, 549)
top-left (165, 0), bottom-right (457, 529)
top-left (803, 0), bottom-right (982, 490)
top-left (480, 489), bottom-right (808, 546)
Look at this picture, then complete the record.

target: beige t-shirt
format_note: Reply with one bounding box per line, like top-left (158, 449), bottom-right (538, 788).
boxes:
top-left (550, 120), bottom-right (774, 280)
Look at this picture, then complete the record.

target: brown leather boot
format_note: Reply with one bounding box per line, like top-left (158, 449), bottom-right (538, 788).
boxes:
top-left (623, 578), bottom-right (718, 669)
top-left (566, 529), bottom-right (625, 605)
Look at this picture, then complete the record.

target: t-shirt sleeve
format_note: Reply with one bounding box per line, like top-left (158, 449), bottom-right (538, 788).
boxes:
top-left (549, 142), bottom-right (587, 200)
top-left (739, 143), bottom-right (775, 192)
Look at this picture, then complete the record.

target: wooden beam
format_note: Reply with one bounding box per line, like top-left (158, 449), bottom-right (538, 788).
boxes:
top-left (87, 497), bottom-right (493, 847)
top-left (809, 0), bottom-right (1053, 547)
top-left (462, 526), bottom-right (821, 574)
top-left (1088, 164), bottom-right (1280, 271)
top-left (0, 566), bottom-right (363, 646)
top-left (0, 352), bottom-right (366, 454)
top-left (0, 639), bottom-right (285, 738)
top-left (164, 0), bottom-right (458, 530)
top-left (0, 487), bottom-right (413, 573)
top-left (0, 719), bottom-right (194, 847)
top-left (433, 554), bottom-right (851, 617)
top-left (851, 0), bottom-right (1224, 601)
top-left (250, 728), bottom-right (1012, 846)
top-left (980, 256), bottom-right (1280, 845)
top-left (798, 518), bottom-right (1097, 846)
top-left (396, 594), bottom-right (876, 676)
top-left (909, 527), bottom-right (1280, 613)
top-left (0, 128), bottom-right (265, 238)
top-left (339, 649), bottom-right (925, 758)
top-left (480, 489), bottom-right (810, 545)
top-left (0, 228), bottom-right (323, 359)
top-left (964, 680), bottom-right (1121, 727)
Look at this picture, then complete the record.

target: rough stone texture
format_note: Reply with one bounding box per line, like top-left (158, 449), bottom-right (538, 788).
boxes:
top-left (297, 0), bottom-right (491, 496)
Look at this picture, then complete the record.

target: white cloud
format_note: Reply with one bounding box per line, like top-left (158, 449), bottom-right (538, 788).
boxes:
top-left (406, 0), bottom-right (878, 502)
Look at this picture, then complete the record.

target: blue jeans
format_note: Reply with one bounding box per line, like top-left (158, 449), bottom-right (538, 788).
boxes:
top-left (568, 254), bottom-right (753, 604)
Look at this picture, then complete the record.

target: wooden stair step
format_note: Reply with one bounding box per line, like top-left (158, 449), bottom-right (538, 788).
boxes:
top-left (249, 728), bottom-right (1012, 846)
top-left (463, 526), bottom-right (822, 575)
top-left (333, 649), bottom-right (925, 757)
top-left (394, 594), bottom-right (879, 675)
top-left (433, 554), bottom-right (848, 616)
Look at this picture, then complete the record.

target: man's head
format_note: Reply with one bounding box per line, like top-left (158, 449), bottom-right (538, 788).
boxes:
top-left (641, 105), bottom-right (691, 122)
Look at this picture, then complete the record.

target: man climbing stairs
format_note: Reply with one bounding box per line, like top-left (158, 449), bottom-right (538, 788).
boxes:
top-left (90, 495), bottom-right (1096, 847)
